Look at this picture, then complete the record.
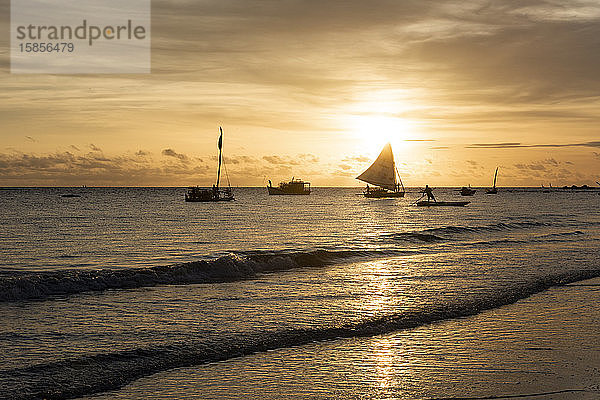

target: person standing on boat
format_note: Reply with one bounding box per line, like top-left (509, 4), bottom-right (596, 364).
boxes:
top-left (423, 185), bottom-right (436, 202)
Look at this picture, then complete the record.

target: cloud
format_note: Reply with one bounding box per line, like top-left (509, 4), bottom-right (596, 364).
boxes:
top-left (89, 144), bottom-right (102, 152)
top-left (161, 148), bottom-right (189, 161)
top-left (217, 155), bottom-right (258, 164)
top-left (25, 136), bottom-right (36, 142)
top-left (342, 155), bottom-right (371, 163)
top-left (299, 153), bottom-right (320, 163)
top-left (70, 145), bottom-right (80, 151)
top-left (514, 163), bottom-right (547, 172)
top-left (0, 150), bottom-right (210, 186)
top-left (467, 141), bottom-right (600, 149)
top-left (262, 155), bottom-right (300, 165)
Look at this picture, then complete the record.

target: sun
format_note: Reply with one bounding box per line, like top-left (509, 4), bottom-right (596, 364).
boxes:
top-left (346, 114), bottom-right (415, 157)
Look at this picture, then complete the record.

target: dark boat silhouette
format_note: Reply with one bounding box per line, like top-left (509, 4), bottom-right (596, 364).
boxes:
top-left (417, 200), bottom-right (470, 207)
top-left (460, 186), bottom-right (476, 196)
top-left (357, 143), bottom-right (405, 198)
top-left (486, 167), bottom-right (499, 194)
top-left (267, 178), bottom-right (311, 195)
top-left (185, 127), bottom-right (234, 202)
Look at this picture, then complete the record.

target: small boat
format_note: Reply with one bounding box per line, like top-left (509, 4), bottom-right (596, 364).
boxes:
top-left (185, 127), bottom-right (234, 202)
top-left (357, 143), bottom-right (405, 198)
top-left (267, 178), bottom-right (311, 195)
top-left (485, 167), bottom-right (499, 194)
top-left (417, 200), bottom-right (470, 207)
top-left (460, 186), bottom-right (476, 196)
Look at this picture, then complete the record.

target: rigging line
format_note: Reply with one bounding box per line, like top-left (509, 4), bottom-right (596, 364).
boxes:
top-left (223, 156), bottom-right (231, 187)
top-left (396, 167), bottom-right (405, 191)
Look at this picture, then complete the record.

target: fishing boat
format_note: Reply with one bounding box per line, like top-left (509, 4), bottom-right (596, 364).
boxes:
top-left (417, 200), bottom-right (470, 207)
top-left (485, 167), bottom-right (499, 194)
top-left (460, 186), bottom-right (476, 196)
top-left (185, 127), bottom-right (234, 202)
top-left (267, 178), bottom-right (311, 195)
top-left (357, 143), bottom-right (405, 198)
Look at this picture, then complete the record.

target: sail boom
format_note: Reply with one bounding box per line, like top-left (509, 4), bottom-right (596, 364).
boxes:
top-left (356, 177), bottom-right (397, 190)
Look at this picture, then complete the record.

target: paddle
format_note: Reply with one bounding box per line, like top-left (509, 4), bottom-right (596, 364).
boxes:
top-left (411, 193), bottom-right (426, 206)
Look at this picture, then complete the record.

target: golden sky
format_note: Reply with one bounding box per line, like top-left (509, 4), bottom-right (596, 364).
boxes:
top-left (1, 0), bottom-right (599, 186)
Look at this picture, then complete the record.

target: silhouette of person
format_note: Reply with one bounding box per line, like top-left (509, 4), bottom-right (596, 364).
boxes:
top-left (423, 185), bottom-right (436, 202)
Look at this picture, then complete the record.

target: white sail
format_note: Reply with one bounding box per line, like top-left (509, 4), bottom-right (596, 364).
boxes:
top-left (357, 143), bottom-right (397, 190)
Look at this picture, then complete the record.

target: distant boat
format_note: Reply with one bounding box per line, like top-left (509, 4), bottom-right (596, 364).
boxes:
top-left (357, 143), bottom-right (405, 198)
top-left (185, 127), bottom-right (234, 202)
top-left (485, 167), bottom-right (499, 194)
top-left (460, 186), bottom-right (476, 196)
top-left (267, 178), bottom-right (311, 195)
top-left (417, 200), bottom-right (470, 207)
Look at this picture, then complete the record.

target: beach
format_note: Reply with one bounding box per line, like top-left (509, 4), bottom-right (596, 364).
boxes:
top-left (85, 277), bottom-right (600, 400)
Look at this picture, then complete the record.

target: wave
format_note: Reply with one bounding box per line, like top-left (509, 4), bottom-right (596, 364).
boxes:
top-left (0, 221), bottom-right (585, 303)
top-left (376, 221), bottom-right (553, 243)
top-left (0, 248), bottom-right (406, 303)
top-left (4, 268), bottom-right (599, 400)
top-left (423, 221), bottom-right (551, 236)
top-left (462, 230), bottom-right (586, 247)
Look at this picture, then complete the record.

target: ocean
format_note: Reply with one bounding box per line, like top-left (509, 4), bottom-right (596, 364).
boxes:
top-left (1, 187), bottom-right (599, 399)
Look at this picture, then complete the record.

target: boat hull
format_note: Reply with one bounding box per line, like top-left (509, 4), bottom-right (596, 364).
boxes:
top-left (267, 186), bottom-right (310, 195)
top-left (417, 201), bottom-right (470, 207)
top-left (460, 187), bottom-right (476, 196)
top-left (364, 190), bottom-right (405, 198)
top-left (185, 196), bottom-right (234, 202)
top-left (185, 187), bottom-right (234, 202)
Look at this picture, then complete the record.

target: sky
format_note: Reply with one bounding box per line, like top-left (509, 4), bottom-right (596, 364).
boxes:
top-left (1, 0), bottom-right (600, 187)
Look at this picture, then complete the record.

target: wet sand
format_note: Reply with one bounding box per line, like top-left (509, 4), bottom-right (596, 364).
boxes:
top-left (87, 277), bottom-right (600, 399)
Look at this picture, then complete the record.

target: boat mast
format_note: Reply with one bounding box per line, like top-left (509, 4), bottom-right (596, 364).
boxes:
top-left (216, 127), bottom-right (223, 189)
top-left (493, 167), bottom-right (498, 188)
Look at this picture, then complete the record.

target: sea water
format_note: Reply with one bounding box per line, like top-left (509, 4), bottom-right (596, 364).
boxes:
top-left (1, 187), bottom-right (599, 399)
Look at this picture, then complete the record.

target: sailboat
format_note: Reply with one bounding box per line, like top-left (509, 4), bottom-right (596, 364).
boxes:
top-left (357, 143), bottom-right (405, 198)
top-left (185, 127), bottom-right (234, 202)
top-left (485, 167), bottom-right (499, 194)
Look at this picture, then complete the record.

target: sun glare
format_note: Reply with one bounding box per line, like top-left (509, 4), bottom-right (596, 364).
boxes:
top-left (347, 114), bottom-right (416, 157)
